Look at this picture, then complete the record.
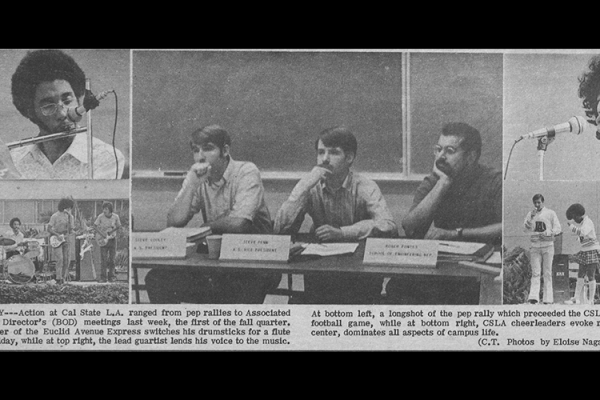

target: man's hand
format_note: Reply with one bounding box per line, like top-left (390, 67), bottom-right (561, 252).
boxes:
top-left (315, 225), bottom-right (344, 242)
top-left (304, 164), bottom-right (333, 188)
top-left (432, 160), bottom-right (452, 188)
top-left (0, 140), bottom-right (20, 179)
top-left (183, 162), bottom-right (210, 188)
top-left (424, 225), bottom-right (456, 240)
top-left (530, 208), bottom-right (539, 219)
top-left (289, 242), bottom-right (305, 257)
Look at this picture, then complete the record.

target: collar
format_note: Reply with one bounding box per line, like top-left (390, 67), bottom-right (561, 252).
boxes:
top-left (321, 170), bottom-right (353, 193)
top-left (208, 157), bottom-right (234, 188)
top-left (23, 132), bottom-right (89, 164)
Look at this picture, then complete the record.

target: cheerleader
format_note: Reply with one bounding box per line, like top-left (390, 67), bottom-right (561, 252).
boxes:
top-left (565, 203), bottom-right (600, 305)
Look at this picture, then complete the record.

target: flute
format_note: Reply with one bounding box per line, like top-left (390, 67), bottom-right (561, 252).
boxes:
top-left (7, 127), bottom-right (87, 150)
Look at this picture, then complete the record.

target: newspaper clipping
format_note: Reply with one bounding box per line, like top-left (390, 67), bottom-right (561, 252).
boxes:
top-left (1, 48), bottom-right (599, 351)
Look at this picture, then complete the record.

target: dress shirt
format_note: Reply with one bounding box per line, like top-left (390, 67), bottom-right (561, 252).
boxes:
top-left (274, 171), bottom-right (397, 240)
top-left (10, 132), bottom-right (125, 179)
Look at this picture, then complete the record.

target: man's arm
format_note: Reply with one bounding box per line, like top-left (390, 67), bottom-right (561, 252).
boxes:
top-left (524, 210), bottom-right (536, 231)
top-left (206, 163), bottom-right (268, 235)
top-left (114, 214), bottom-right (122, 231)
top-left (550, 211), bottom-right (562, 236)
top-left (402, 163), bottom-right (452, 238)
top-left (47, 215), bottom-right (59, 237)
top-left (204, 217), bottom-right (252, 234)
top-left (167, 163), bottom-right (210, 227)
top-left (274, 166), bottom-right (330, 235)
top-left (425, 222), bottom-right (503, 242)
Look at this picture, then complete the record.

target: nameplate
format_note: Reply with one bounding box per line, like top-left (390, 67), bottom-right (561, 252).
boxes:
top-left (363, 238), bottom-right (438, 267)
top-left (219, 234), bottom-right (291, 263)
top-left (132, 232), bottom-right (188, 259)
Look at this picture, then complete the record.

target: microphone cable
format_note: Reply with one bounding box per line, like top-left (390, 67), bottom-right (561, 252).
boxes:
top-left (109, 90), bottom-right (119, 179)
top-left (503, 137), bottom-right (522, 180)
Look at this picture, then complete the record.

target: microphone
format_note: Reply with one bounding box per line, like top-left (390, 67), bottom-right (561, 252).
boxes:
top-left (67, 89), bottom-right (115, 123)
top-left (520, 116), bottom-right (590, 140)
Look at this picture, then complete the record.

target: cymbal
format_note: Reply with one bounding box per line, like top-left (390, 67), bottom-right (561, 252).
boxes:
top-left (0, 237), bottom-right (16, 246)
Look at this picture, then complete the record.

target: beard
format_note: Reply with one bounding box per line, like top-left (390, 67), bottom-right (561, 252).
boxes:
top-left (435, 159), bottom-right (455, 178)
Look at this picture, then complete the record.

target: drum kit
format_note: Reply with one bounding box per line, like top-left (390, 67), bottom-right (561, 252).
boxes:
top-left (0, 235), bottom-right (47, 285)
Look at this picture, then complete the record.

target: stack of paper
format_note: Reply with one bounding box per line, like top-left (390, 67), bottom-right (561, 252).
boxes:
top-left (160, 226), bottom-right (212, 242)
top-left (301, 242), bottom-right (359, 257)
top-left (437, 241), bottom-right (494, 263)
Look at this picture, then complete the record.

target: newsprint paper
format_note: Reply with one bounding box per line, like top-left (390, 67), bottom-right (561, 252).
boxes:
top-left (1, 48), bottom-right (600, 351)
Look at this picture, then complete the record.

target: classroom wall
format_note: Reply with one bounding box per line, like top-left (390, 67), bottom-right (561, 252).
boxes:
top-left (0, 49), bottom-right (130, 159)
top-left (131, 177), bottom-right (421, 237)
top-left (503, 180), bottom-right (600, 255)
top-left (131, 51), bottom-right (503, 177)
top-left (503, 52), bottom-right (600, 181)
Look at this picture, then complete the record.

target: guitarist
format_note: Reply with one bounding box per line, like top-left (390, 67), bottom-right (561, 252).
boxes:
top-left (94, 202), bottom-right (121, 283)
top-left (3, 218), bottom-right (24, 259)
top-left (48, 198), bottom-right (75, 285)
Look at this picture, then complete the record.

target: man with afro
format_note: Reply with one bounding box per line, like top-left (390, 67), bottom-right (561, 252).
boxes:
top-left (7, 49), bottom-right (125, 179)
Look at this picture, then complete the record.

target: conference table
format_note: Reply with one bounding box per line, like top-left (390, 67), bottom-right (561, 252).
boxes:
top-left (131, 235), bottom-right (502, 305)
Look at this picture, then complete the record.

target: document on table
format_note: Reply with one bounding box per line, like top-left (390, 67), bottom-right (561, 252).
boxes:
top-left (437, 240), bottom-right (486, 255)
top-left (301, 242), bottom-right (359, 256)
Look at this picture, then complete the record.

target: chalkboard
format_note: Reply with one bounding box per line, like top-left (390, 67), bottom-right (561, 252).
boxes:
top-left (133, 51), bottom-right (403, 173)
top-left (132, 50), bottom-right (503, 176)
top-left (410, 52), bottom-right (503, 174)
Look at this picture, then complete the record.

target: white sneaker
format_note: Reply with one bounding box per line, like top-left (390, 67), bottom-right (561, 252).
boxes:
top-left (564, 298), bottom-right (581, 305)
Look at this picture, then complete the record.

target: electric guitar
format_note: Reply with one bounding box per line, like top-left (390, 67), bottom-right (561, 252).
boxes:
top-left (50, 234), bottom-right (68, 248)
top-left (94, 226), bottom-right (119, 247)
top-left (50, 229), bottom-right (85, 248)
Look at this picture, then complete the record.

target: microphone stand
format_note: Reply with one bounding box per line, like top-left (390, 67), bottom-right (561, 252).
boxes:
top-left (536, 135), bottom-right (554, 181)
top-left (86, 79), bottom-right (94, 179)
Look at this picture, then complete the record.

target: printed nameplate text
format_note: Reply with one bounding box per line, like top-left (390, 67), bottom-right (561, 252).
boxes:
top-left (220, 234), bottom-right (291, 262)
top-left (132, 232), bottom-right (188, 259)
top-left (363, 238), bottom-right (439, 267)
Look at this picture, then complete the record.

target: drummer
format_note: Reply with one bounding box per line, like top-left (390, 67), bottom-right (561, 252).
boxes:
top-left (3, 218), bottom-right (24, 258)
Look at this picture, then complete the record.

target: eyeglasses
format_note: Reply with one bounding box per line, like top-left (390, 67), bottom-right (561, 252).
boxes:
top-left (433, 145), bottom-right (463, 157)
top-left (39, 102), bottom-right (69, 116)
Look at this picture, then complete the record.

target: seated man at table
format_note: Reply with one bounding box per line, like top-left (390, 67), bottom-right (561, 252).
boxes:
top-left (144, 125), bottom-right (278, 304)
top-left (385, 122), bottom-right (502, 304)
top-left (274, 126), bottom-right (398, 304)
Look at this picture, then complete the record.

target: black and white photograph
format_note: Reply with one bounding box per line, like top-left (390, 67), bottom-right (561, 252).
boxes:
top-left (0, 49), bottom-right (130, 180)
top-left (0, 181), bottom-right (129, 304)
top-left (503, 52), bottom-right (600, 307)
top-left (4, 48), bottom-right (600, 351)
top-left (131, 50), bottom-right (503, 306)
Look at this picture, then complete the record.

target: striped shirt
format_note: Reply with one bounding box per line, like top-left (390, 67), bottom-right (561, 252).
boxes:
top-left (274, 171), bottom-right (397, 240)
top-left (568, 216), bottom-right (600, 251)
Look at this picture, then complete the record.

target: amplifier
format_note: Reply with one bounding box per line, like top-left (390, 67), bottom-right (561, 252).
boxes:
top-left (552, 254), bottom-right (570, 303)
